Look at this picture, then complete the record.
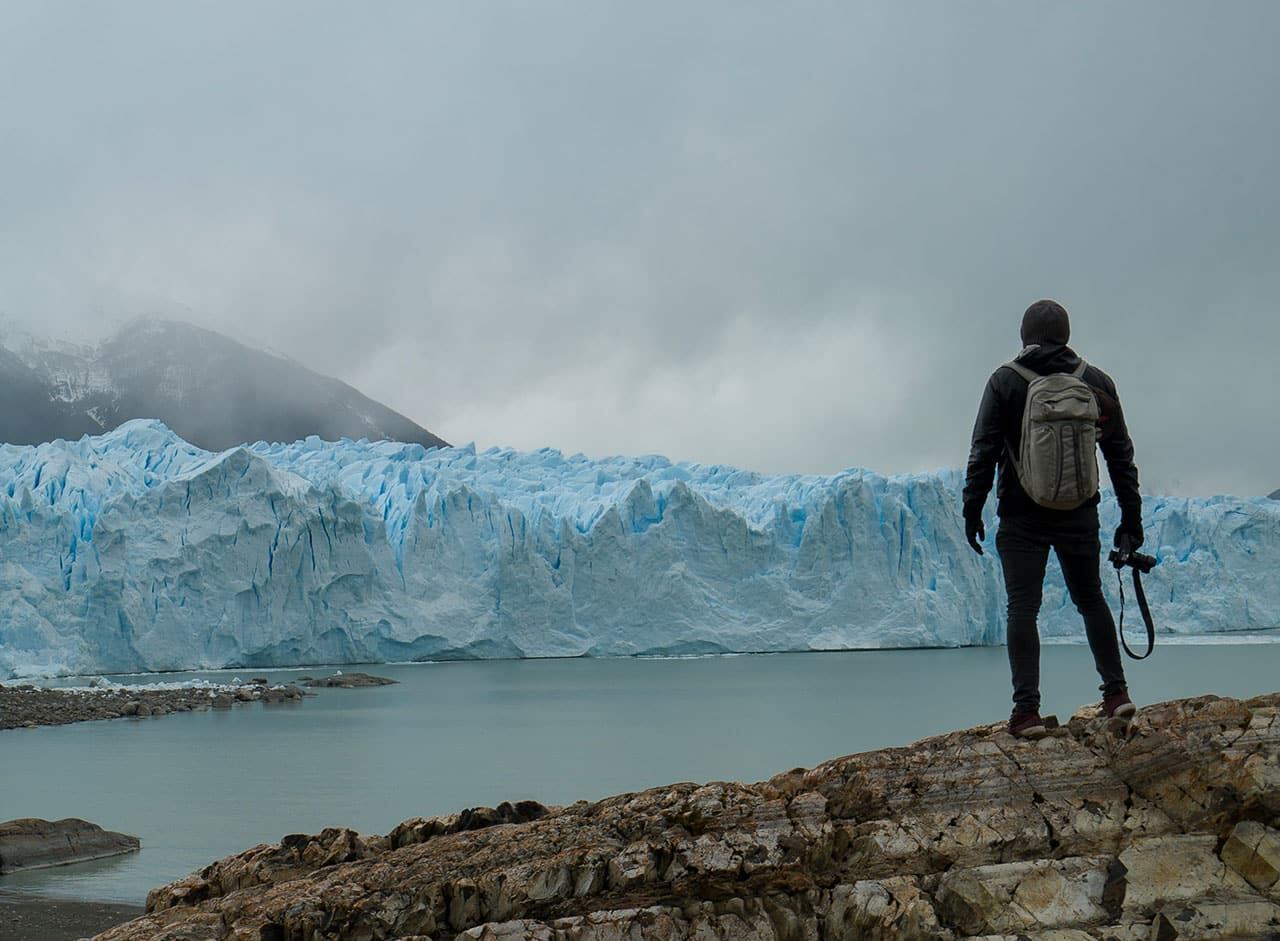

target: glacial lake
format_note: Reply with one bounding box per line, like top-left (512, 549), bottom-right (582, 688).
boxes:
top-left (2, 642), bottom-right (1279, 905)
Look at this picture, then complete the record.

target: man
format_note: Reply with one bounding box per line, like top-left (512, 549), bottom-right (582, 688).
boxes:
top-left (963, 299), bottom-right (1144, 738)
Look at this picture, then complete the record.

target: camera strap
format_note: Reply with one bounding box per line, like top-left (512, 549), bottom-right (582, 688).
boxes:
top-left (1116, 567), bottom-right (1156, 660)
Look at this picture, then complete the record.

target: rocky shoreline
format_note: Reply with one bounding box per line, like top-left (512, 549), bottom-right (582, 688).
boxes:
top-left (0, 679), bottom-right (306, 731)
top-left (298, 671), bottom-right (399, 689)
top-left (0, 672), bottom-right (402, 731)
top-left (94, 691), bottom-right (1280, 940)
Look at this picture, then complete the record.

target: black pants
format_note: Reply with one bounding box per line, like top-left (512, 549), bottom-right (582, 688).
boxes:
top-left (996, 513), bottom-right (1127, 713)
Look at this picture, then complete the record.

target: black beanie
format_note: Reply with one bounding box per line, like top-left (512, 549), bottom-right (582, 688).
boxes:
top-left (1021, 299), bottom-right (1071, 346)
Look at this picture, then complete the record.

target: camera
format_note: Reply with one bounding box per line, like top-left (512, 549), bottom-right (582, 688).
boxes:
top-left (1108, 547), bottom-right (1157, 574)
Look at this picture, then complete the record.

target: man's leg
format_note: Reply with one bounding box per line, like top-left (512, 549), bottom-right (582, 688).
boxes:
top-left (996, 518), bottom-right (1051, 714)
top-left (1055, 533), bottom-right (1128, 698)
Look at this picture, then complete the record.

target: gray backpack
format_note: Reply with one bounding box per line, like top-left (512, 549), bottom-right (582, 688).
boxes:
top-left (1005, 359), bottom-right (1101, 510)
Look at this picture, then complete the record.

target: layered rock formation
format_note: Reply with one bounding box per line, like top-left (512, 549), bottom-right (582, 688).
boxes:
top-left (97, 692), bottom-right (1280, 940)
top-left (0, 818), bottom-right (139, 873)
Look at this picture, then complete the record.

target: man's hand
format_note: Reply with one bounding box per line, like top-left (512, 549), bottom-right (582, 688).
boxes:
top-left (1114, 517), bottom-right (1144, 552)
top-left (965, 515), bottom-right (986, 555)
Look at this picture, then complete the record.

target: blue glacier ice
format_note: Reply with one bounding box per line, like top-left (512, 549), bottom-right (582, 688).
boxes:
top-left (0, 420), bottom-right (1277, 679)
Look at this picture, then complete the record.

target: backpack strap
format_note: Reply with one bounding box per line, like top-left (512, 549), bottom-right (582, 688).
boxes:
top-left (1003, 361), bottom-right (1039, 384)
top-left (1005, 359), bottom-right (1089, 381)
top-left (1001, 362), bottom-right (1037, 476)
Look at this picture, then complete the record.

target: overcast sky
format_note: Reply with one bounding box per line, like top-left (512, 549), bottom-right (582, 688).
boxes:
top-left (2, 2), bottom-right (1277, 496)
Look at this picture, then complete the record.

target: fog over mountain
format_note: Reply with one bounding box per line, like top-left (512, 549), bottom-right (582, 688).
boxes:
top-left (2, 3), bottom-right (1278, 495)
top-left (0, 318), bottom-right (448, 451)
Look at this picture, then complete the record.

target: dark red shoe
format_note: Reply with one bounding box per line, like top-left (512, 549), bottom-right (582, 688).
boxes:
top-left (1103, 690), bottom-right (1137, 719)
top-left (1008, 710), bottom-right (1047, 739)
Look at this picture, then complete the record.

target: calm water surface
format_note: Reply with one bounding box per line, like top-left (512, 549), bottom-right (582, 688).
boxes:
top-left (2, 644), bottom-right (1278, 904)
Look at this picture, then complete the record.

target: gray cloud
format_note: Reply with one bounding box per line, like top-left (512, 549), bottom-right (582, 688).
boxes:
top-left (2, 1), bottom-right (1277, 495)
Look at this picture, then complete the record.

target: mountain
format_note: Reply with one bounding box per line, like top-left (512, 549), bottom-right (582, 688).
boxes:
top-left (2, 420), bottom-right (1277, 679)
top-left (1270, 489), bottom-right (1280, 500)
top-left (0, 318), bottom-right (448, 450)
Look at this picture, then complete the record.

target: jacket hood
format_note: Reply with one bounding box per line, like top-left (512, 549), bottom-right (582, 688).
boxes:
top-left (1014, 342), bottom-right (1082, 376)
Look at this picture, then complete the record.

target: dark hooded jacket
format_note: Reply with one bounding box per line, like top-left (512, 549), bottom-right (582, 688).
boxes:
top-left (963, 343), bottom-right (1142, 528)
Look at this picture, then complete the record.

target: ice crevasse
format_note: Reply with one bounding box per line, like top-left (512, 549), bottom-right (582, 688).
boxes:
top-left (0, 420), bottom-right (1276, 678)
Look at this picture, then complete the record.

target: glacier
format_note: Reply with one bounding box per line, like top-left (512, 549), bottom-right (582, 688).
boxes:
top-left (1, 420), bottom-right (1277, 679)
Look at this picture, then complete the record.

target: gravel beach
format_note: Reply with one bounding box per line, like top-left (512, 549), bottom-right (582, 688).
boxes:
top-left (0, 890), bottom-right (142, 941)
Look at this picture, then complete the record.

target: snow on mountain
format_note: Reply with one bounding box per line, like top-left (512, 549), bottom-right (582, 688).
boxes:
top-left (1, 327), bottom-right (115, 404)
top-left (0, 317), bottom-right (448, 451)
top-left (1, 421), bottom-right (1277, 678)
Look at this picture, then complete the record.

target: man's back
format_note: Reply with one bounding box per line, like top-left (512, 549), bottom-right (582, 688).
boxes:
top-left (963, 342), bottom-right (1141, 526)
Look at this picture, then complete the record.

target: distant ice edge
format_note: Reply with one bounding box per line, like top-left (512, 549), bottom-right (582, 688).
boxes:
top-left (1, 420), bottom-right (1277, 679)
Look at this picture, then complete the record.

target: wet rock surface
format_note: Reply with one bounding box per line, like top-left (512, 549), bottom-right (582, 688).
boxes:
top-left (0, 680), bottom-right (306, 731)
top-left (96, 692), bottom-right (1280, 940)
top-left (0, 818), bottom-right (140, 873)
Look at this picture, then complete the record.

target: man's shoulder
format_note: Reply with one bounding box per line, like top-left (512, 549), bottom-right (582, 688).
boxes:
top-left (1080, 359), bottom-right (1119, 396)
top-left (986, 360), bottom-right (1034, 398)
top-left (988, 361), bottom-right (1023, 382)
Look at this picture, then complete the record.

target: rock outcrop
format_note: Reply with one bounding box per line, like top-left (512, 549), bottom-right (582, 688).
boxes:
top-left (97, 692), bottom-right (1280, 940)
top-left (0, 818), bottom-right (140, 873)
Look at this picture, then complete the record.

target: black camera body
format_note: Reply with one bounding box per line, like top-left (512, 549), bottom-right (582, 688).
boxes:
top-left (1109, 548), bottom-right (1157, 574)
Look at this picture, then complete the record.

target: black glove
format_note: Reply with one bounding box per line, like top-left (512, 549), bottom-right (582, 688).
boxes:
top-left (965, 515), bottom-right (986, 556)
top-left (1114, 517), bottom-right (1144, 552)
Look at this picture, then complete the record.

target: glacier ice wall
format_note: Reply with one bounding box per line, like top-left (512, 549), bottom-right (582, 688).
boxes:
top-left (0, 421), bottom-right (1277, 678)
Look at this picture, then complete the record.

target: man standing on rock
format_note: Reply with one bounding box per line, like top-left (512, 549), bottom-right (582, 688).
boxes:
top-left (963, 299), bottom-right (1144, 738)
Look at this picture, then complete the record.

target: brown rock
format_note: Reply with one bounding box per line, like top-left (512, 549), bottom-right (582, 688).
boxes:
top-left (827, 877), bottom-right (947, 939)
top-left (1118, 834), bottom-right (1250, 916)
top-left (1149, 898), bottom-right (1280, 939)
top-left (936, 857), bottom-right (1111, 935)
top-left (1221, 820), bottom-right (1280, 893)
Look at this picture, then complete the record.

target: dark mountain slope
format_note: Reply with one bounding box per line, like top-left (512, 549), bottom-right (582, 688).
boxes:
top-left (0, 319), bottom-right (448, 451)
top-left (0, 346), bottom-right (103, 444)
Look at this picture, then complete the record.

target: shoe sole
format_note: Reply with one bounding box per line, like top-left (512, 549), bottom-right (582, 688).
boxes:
top-left (1110, 703), bottom-right (1137, 719)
